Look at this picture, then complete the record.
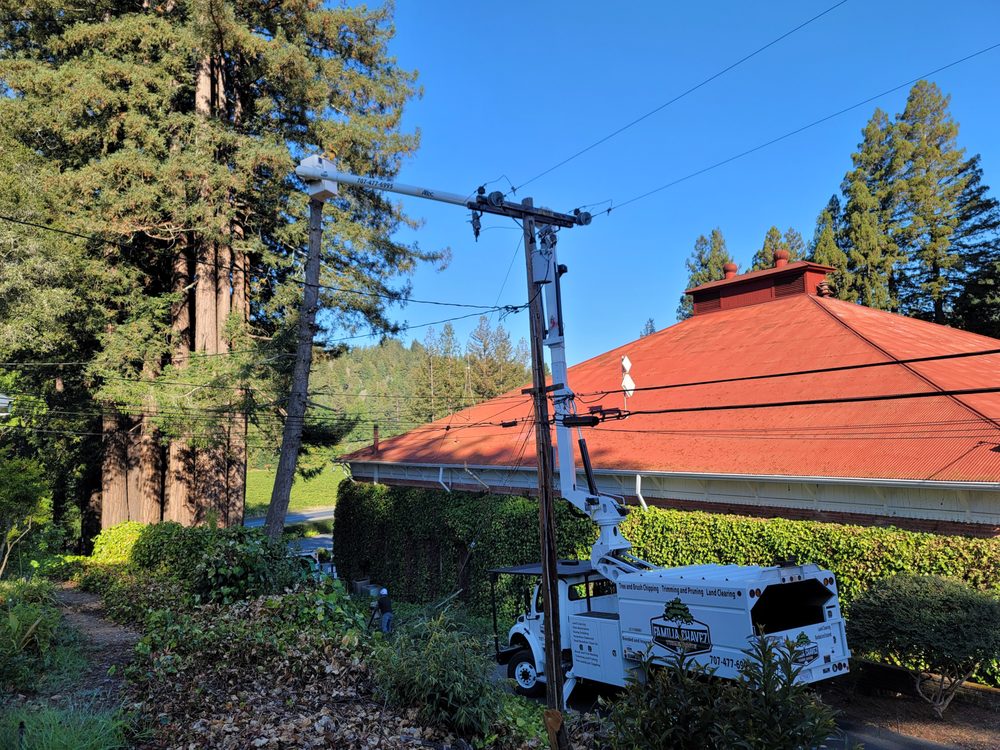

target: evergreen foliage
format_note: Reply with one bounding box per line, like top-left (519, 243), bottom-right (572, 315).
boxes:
top-left (849, 574), bottom-right (1000, 716)
top-left (309, 319), bottom-right (529, 453)
top-left (750, 226), bottom-right (804, 271)
top-left (608, 638), bottom-right (835, 750)
top-left (825, 81), bottom-right (1000, 324)
top-left (334, 482), bottom-right (1000, 615)
top-left (0, 1), bottom-right (430, 535)
top-left (808, 195), bottom-right (853, 299)
top-left (677, 229), bottom-right (733, 320)
top-left (894, 82), bottom-right (971, 322)
top-left (639, 318), bottom-right (657, 337)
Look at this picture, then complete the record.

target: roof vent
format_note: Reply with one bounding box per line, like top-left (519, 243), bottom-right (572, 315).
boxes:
top-left (685, 260), bottom-right (836, 315)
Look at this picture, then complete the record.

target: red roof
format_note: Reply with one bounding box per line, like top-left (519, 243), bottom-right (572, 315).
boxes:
top-left (345, 270), bottom-right (1000, 484)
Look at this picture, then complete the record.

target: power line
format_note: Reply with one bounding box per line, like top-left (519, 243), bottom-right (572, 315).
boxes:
top-left (514, 0), bottom-right (849, 193)
top-left (575, 346), bottom-right (1000, 400)
top-left (0, 212), bottom-right (516, 312)
top-left (598, 40), bottom-right (1000, 216)
top-left (618, 385), bottom-right (1000, 418)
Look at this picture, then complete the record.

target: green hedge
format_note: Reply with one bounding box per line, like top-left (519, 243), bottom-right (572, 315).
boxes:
top-left (335, 481), bottom-right (1000, 613)
top-left (334, 481), bottom-right (594, 615)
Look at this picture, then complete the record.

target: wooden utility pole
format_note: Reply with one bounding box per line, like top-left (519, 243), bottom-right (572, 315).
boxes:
top-left (521, 200), bottom-right (570, 750)
top-left (264, 198), bottom-right (324, 540)
top-left (291, 160), bottom-right (589, 748)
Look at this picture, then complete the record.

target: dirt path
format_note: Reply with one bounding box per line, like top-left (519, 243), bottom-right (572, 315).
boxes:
top-left (49, 583), bottom-right (140, 710)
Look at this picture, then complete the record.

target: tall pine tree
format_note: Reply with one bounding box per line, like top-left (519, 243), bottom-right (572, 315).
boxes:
top-left (894, 81), bottom-right (972, 323)
top-left (839, 108), bottom-right (902, 310)
top-left (808, 195), bottom-right (853, 300)
top-left (951, 155), bottom-right (1000, 336)
top-left (0, 1), bottom-right (431, 531)
top-left (677, 229), bottom-right (733, 320)
top-left (750, 226), bottom-right (804, 270)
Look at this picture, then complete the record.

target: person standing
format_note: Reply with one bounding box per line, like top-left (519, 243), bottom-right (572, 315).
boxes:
top-left (377, 587), bottom-right (393, 634)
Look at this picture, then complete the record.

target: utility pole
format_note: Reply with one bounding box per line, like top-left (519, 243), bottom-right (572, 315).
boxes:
top-left (293, 157), bottom-right (588, 748)
top-left (264, 195), bottom-right (328, 541)
top-left (521, 202), bottom-right (569, 750)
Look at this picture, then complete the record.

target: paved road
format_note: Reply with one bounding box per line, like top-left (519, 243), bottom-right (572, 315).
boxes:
top-left (244, 506), bottom-right (337, 528)
top-left (287, 533), bottom-right (333, 557)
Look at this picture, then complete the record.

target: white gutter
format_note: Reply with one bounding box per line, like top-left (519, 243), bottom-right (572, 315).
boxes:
top-left (345, 459), bottom-right (1000, 493)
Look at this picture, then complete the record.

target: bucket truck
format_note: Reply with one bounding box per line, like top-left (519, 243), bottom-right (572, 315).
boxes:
top-left (291, 156), bottom-right (850, 702)
top-left (490, 224), bottom-right (850, 699)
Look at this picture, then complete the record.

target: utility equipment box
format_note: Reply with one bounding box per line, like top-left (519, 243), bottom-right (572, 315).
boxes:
top-left (616, 562), bottom-right (849, 683)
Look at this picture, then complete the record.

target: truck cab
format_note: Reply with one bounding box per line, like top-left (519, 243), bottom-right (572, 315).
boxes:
top-left (489, 560), bottom-right (617, 695)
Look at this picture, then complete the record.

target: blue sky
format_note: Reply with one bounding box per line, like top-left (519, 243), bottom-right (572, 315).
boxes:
top-left (356, 1), bottom-right (1000, 365)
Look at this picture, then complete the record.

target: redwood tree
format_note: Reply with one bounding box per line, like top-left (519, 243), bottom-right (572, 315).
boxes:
top-left (0, 1), bottom-right (432, 531)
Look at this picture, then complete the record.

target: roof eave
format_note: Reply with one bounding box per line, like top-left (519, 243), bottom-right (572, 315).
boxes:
top-left (344, 459), bottom-right (1000, 492)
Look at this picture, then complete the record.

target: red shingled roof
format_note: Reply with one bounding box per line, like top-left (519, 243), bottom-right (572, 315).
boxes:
top-left (345, 273), bottom-right (1000, 484)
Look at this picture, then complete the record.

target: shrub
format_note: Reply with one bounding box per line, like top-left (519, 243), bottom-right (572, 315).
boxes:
top-left (190, 526), bottom-right (300, 604)
top-left (134, 581), bottom-right (367, 675)
top-left (0, 579), bottom-right (69, 691)
top-left (848, 574), bottom-right (1000, 716)
top-left (488, 692), bottom-right (547, 748)
top-left (0, 706), bottom-right (130, 750)
top-left (335, 481), bottom-right (594, 616)
top-left (716, 635), bottom-right (837, 749)
top-left (35, 553), bottom-right (88, 581)
top-left (335, 483), bottom-right (1000, 617)
top-left (90, 522), bottom-right (145, 563)
top-left (0, 450), bottom-right (48, 579)
top-left (102, 569), bottom-right (194, 627)
top-left (76, 562), bottom-right (128, 595)
top-left (130, 522), bottom-right (211, 582)
top-left (608, 637), bottom-right (835, 750)
top-left (371, 613), bottom-right (500, 737)
top-left (607, 650), bottom-right (721, 750)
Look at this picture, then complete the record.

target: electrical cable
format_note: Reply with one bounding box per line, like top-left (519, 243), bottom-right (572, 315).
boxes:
top-left (618, 385), bottom-right (1000, 417)
top-left (514, 0), bottom-right (849, 193)
top-left (596, 40), bottom-right (1000, 216)
top-left (0, 212), bottom-right (516, 312)
top-left (574, 346), bottom-right (1000, 400)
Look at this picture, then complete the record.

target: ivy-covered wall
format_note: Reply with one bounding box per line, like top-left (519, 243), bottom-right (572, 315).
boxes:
top-left (334, 481), bottom-right (595, 616)
top-left (334, 480), bottom-right (1000, 614)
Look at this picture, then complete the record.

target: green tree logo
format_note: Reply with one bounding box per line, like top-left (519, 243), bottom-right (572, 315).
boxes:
top-left (663, 598), bottom-right (693, 624)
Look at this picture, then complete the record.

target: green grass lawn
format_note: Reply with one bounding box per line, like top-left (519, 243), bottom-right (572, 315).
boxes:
top-left (244, 465), bottom-right (346, 518)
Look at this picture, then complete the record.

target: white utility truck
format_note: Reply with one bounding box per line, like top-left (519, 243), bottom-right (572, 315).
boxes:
top-left (489, 225), bottom-right (850, 700)
top-left (291, 157), bottom-right (851, 701)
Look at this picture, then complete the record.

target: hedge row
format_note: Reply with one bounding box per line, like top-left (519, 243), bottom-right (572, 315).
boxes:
top-left (334, 481), bottom-right (594, 616)
top-left (334, 480), bottom-right (1000, 613)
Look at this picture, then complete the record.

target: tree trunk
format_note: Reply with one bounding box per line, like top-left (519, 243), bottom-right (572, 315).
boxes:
top-left (101, 413), bottom-right (129, 529)
top-left (264, 199), bottom-right (324, 540)
top-left (227, 242), bottom-right (249, 525)
top-left (138, 417), bottom-right (165, 524)
top-left (165, 245), bottom-right (195, 524)
top-left (194, 242), bottom-right (225, 521)
top-left (81, 459), bottom-right (102, 553)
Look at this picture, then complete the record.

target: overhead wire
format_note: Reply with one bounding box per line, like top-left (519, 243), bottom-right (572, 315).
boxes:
top-left (574, 346), bottom-right (1000, 400)
top-left (0, 212), bottom-right (517, 313)
top-left (513, 0), bottom-right (849, 193)
top-left (594, 40), bottom-right (1000, 216)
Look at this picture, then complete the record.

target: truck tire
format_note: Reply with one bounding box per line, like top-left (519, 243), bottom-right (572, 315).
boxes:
top-left (508, 648), bottom-right (543, 697)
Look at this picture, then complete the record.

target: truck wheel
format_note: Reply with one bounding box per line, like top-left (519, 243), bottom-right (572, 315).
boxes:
top-left (508, 649), bottom-right (543, 697)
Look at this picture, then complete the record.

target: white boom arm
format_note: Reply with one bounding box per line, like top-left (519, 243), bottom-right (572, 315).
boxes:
top-left (295, 156), bottom-right (648, 581)
top-left (532, 227), bottom-right (656, 581)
